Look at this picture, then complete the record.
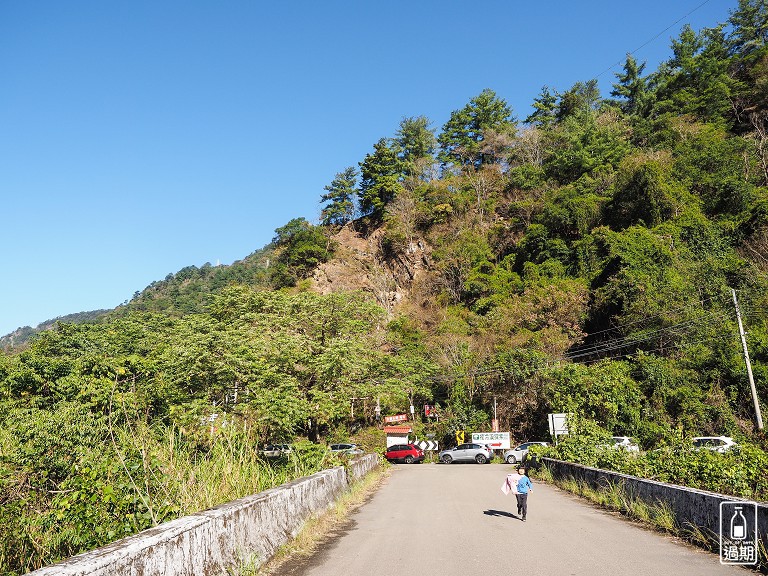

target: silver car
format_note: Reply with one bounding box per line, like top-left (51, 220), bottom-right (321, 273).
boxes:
top-left (503, 441), bottom-right (548, 464)
top-left (439, 443), bottom-right (492, 464)
top-left (330, 443), bottom-right (364, 455)
top-left (260, 443), bottom-right (292, 458)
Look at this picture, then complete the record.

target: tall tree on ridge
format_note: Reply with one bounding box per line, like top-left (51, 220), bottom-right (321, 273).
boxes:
top-left (556, 79), bottom-right (601, 120)
top-left (525, 85), bottom-right (558, 127)
top-left (358, 138), bottom-right (405, 220)
top-left (728, 0), bottom-right (768, 59)
top-left (612, 54), bottom-right (649, 117)
top-left (320, 167), bottom-right (358, 226)
top-left (395, 116), bottom-right (436, 165)
top-left (438, 88), bottom-right (516, 168)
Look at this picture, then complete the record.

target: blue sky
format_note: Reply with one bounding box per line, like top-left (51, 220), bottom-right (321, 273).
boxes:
top-left (0, 0), bottom-right (734, 336)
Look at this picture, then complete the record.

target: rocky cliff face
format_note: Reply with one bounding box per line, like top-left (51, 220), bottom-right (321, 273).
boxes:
top-left (310, 224), bottom-right (432, 315)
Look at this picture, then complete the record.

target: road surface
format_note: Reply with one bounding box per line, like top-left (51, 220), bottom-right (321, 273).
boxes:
top-left (275, 464), bottom-right (747, 576)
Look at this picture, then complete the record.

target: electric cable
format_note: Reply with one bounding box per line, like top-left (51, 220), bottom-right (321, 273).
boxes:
top-left (595, 0), bottom-right (714, 79)
top-left (565, 307), bottom-right (734, 360)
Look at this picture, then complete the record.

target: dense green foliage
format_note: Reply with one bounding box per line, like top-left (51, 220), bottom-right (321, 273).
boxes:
top-left (2, 2), bottom-right (768, 573)
top-left (539, 418), bottom-right (768, 501)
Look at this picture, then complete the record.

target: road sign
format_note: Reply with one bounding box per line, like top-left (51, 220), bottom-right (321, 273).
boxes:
top-left (413, 440), bottom-right (439, 451)
top-left (471, 432), bottom-right (510, 450)
top-left (455, 430), bottom-right (465, 444)
top-left (548, 413), bottom-right (570, 438)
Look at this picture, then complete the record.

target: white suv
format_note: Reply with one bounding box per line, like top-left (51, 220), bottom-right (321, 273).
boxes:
top-left (609, 436), bottom-right (640, 452)
top-left (692, 436), bottom-right (738, 453)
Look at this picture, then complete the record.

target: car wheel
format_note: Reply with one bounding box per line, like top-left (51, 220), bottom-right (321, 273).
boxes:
top-left (405, 455), bottom-right (415, 464)
top-left (441, 454), bottom-right (453, 464)
top-left (475, 454), bottom-right (487, 464)
top-left (506, 455), bottom-right (517, 464)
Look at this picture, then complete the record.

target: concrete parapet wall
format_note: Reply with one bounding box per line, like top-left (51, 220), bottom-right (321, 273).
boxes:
top-left (347, 453), bottom-right (379, 483)
top-left (543, 458), bottom-right (767, 554)
top-left (30, 455), bottom-right (379, 576)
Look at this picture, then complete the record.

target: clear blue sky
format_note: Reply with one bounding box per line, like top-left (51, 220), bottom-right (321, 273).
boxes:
top-left (0, 0), bottom-right (734, 336)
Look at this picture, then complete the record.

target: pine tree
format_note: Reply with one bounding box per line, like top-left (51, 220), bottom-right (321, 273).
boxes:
top-left (524, 86), bottom-right (558, 127)
top-left (556, 79), bottom-right (601, 120)
top-left (728, 0), bottom-right (768, 58)
top-left (438, 89), bottom-right (516, 167)
top-left (320, 167), bottom-right (357, 226)
top-left (395, 116), bottom-right (436, 166)
top-left (358, 139), bottom-right (405, 219)
top-left (611, 55), bottom-right (649, 116)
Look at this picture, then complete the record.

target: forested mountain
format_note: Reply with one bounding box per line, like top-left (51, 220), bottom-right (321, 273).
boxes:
top-left (0, 310), bottom-right (110, 350)
top-left (2, 1), bottom-right (768, 573)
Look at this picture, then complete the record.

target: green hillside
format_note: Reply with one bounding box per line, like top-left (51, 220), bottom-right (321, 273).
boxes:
top-left (1, 1), bottom-right (768, 573)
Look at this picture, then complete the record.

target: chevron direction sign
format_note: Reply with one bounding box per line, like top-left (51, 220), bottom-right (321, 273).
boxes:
top-left (413, 439), bottom-right (439, 451)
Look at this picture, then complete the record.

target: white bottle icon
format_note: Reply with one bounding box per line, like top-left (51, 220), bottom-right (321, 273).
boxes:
top-left (730, 506), bottom-right (747, 540)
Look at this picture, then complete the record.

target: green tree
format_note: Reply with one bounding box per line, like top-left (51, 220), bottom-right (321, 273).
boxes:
top-left (556, 79), bottom-right (601, 120)
top-left (651, 25), bottom-right (737, 123)
top-left (271, 218), bottom-right (334, 286)
top-left (438, 88), bottom-right (516, 167)
top-left (358, 138), bottom-right (405, 219)
top-left (395, 116), bottom-right (436, 169)
top-left (320, 167), bottom-right (357, 226)
top-left (525, 85), bottom-right (558, 127)
top-left (728, 0), bottom-right (768, 58)
top-left (611, 54), bottom-right (649, 116)
top-left (605, 155), bottom-right (688, 229)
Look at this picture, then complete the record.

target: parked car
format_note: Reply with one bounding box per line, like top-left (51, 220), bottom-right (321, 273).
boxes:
top-left (439, 443), bottom-right (492, 464)
top-left (503, 442), bottom-right (549, 464)
top-left (692, 436), bottom-right (738, 453)
top-left (330, 443), bottom-right (364, 455)
top-left (608, 436), bottom-right (640, 452)
top-left (384, 443), bottom-right (424, 464)
top-left (260, 443), bottom-right (292, 458)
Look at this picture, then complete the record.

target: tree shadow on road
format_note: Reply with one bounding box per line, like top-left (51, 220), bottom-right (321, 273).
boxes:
top-left (483, 509), bottom-right (518, 519)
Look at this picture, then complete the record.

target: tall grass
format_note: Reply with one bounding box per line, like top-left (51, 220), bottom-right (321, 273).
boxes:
top-left (0, 418), bottom-right (340, 576)
top-left (112, 421), bottom-right (337, 520)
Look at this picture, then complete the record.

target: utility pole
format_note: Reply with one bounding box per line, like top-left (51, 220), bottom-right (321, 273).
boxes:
top-left (731, 288), bottom-right (764, 431)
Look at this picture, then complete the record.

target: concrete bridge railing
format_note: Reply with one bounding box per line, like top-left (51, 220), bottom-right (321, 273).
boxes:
top-left (542, 457), bottom-right (767, 559)
top-left (29, 453), bottom-right (380, 576)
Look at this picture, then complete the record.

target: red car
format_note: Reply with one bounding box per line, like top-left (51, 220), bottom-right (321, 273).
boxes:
top-left (384, 443), bottom-right (425, 464)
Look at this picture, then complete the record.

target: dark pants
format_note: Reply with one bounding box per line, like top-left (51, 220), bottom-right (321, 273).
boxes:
top-left (515, 493), bottom-right (528, 518)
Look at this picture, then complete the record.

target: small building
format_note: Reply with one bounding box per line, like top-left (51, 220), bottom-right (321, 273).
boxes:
top-left (384, 425), bottom-right (412, 448)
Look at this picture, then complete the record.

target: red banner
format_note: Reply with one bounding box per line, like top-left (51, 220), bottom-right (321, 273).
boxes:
top-left (384, 414), bottom-right (408, 424)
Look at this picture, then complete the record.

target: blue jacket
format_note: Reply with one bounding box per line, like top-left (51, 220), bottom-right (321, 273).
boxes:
top-left (517, 475), bottom-right (533, 494)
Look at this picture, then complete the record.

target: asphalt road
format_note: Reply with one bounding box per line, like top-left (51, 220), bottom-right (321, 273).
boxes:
top-left (276, 463), bottom-right (748, 576)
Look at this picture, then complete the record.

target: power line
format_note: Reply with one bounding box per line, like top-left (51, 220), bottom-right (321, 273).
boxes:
top-left (571, 292), bottom-right (730, 343)
top-left (565, 306), bottom-right (733, 360)
top-left (595, 0), bottom-right (714, 79)
top-left (563, 330), bottom-right (741, 366)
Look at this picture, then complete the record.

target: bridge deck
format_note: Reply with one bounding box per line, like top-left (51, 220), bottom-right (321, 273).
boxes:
top-left (275, 463), bottom-right (746, 576)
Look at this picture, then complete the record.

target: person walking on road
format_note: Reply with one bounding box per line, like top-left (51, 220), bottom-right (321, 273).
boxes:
top-left (515, 466), bottom-right (533, 521)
